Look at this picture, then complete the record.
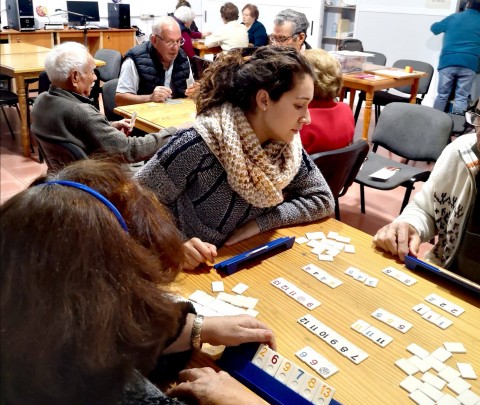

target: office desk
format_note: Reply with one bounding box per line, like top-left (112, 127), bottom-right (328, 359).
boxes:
top-left (341, 69), bottom-right (426, 141)
top-left (114, 99), bottom-right (196, 133)
top-left (192, 40), bottom-right (222, 58)
top-left (177, 218), bottom-right (480, 404)
top-left (0, 43), bottom-right (105, 157)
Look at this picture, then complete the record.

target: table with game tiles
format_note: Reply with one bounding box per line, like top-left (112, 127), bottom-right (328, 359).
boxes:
top-left (178, 217), bottom-right (480, 405)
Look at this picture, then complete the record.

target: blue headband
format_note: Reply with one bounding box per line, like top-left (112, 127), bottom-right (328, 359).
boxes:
top-left (41, 180), bottom-right (128, 232)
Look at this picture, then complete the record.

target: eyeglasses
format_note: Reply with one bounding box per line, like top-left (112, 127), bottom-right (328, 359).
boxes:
top-left (154, 35), bottom-right (185, 48)
top-left (270, 34), bottom-right (296, 44)
top-left (465, 110), bottom-right (480, 127)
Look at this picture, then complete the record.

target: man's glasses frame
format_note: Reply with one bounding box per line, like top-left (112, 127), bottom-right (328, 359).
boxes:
top-left (269, 33), bottom-right (300, 45)
top-left (465, 110), bottom-right (480, 127)
top-left (154, 34), bottom-right (185, 48)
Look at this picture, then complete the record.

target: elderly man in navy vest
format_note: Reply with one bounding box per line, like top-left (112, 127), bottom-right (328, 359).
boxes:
top-left (116, 16), bottom-right (193, 106)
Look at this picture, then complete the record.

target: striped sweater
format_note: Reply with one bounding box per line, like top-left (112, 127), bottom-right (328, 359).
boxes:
top-left (135, 128), bottom-right (334, 246)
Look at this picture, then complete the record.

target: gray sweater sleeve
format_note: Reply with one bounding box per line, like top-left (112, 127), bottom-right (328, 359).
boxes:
top-left (72, 104), bottom-right (176, 163)
top-left (255, 150), bottom-right (335, 232)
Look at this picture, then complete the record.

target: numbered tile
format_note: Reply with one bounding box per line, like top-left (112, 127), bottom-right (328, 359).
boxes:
top-left (311, 381), bottom-right (336, 405)
top-left (382, 266), bottom-right (399, 277)
top-left (364, 277), bottom-right (379, 287)
top-left (353, 272), bottom-right (368, 282)
top-left (433, 316), bottom-right (453, 330)
top-left (251, 344), bottom-right (271, 369)
top-left (274, 357), bottom-right (297, 384)
top-left (286, 364), bottom-right (309, 393)
top-left (412, 303), bottom-right (432, 315)
top-left (346, 348), bottom-right (369, 365)
top-left (422, 310), bottom-right (442, 323)
top-left (351, 319), bottom-right (371, 334)
top-left (425, 293), bottom-right (465, 317)
top-left (262, 350), bottom-right (284, 376)
top-left (298, 374), bottom-right (322, 401)
top-left (344, 266), bottom-right (360, 277)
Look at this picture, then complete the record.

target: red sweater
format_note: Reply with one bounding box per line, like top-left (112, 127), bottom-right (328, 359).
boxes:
top-left (300, 99), bottom-right (355, 154)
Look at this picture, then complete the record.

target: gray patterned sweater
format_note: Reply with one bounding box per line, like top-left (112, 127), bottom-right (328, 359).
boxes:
top-left (135, 128), bottom-right (334, 246)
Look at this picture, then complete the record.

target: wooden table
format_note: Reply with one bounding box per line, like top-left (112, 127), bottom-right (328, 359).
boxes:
top-left (177, 218), bottom-right (480, 404)
top-left (192, 39), bottom-right (222, 58)
top-left (0, 43), bottom-right (105, 157)
top-left (114, 99), bottom-right (196, 133)
top-left (341, 67), bottom-right (426, 141)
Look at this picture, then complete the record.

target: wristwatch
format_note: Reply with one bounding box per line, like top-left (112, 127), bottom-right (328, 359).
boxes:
top-left (191, 314), bottom-right (204, 350)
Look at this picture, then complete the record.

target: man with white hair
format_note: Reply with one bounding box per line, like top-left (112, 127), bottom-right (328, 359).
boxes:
top-left (173, 6), bottom-right (210, 59)
top-left (116, 16), bottom-right (193, 106)
top-left (271, 9), bottom-right (311, 51)
top-left (31, 42), bottom-right (175, 163)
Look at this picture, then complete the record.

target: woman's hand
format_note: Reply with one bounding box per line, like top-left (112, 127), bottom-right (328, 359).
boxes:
top-left (202, 314), bottom-right (276, 350)
top-left (373, 221), bottom-right (421, 261)
top-left (183, 238), bottom-right (217, 270)
top-left (185, 82), bottom-right (200, 99)
top-left (167, 367), bottom-right (265, 405)
top-left (224, 220), bottom-right (260, 246)
top-left (111, 119), bottom-right (132, 135)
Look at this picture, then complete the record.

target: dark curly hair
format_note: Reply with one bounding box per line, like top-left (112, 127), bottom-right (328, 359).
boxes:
top-left (195, 46), bottom-right (314, 115)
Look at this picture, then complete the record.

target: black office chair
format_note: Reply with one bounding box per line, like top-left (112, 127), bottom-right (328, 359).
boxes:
top-left (33, 132), bottom-right (88, 172)
top-left (0, 88), bottom-right (21, 140)
top-left (354, 103), bottom-right (453, 215)
top-left (94, 49), bottom-right (122, 84)
top-left (101, 78), bottom-right (123, 121)
top-left (310, 140), bottom-right (369, 220)
top-left (375, 59), bottom-right (434, 122)
top-left (191, 55), bottom-right (213, 80)
top-left (339, 39), bottom-right (363, 51)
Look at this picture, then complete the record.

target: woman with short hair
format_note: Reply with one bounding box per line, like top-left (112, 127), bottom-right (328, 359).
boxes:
top-left (241, 4), bottom-right (268, 47)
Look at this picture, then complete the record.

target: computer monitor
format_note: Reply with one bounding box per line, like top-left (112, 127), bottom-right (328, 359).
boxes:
top-left (66, 1), bottom-right (100, 26)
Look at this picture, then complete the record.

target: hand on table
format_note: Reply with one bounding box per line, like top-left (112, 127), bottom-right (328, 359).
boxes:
top-left (373, 221), bottom-right (421, 261)
top-left (111, 119), bottom-right (132, 135)
top-left (185, 82), bottom-right (200, 99)
top-left (202, 314), bottom-right (276, 350)
top-left (167, 367), bottom-right (265, 405)
top-left (224, 220), bottom-right (260, 246)
top-left (151, 86), bottom-right (173, 103)
top-left (183, 237), bottom-right (217, 270)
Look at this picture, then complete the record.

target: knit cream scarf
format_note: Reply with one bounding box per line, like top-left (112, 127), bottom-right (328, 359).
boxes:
top-left (194, 103), bottom-right (302, 208)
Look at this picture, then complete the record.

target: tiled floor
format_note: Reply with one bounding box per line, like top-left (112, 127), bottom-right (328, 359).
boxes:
top-left (0, 102), bottom-right (433, 255)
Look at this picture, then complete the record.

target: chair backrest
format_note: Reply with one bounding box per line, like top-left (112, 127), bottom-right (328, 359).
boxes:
top-left (94, 49), bottom-right (122, 82)
top-left (391, 59), bottom-right (434, 97)
top-left (310, 140), bottom-right (369, 198)
top-left (33, 133), bottom-right (88, 171)
top-left (339, 39), bottom-right (364, 52)
top-left (364, 51), bottom-right (387, 66)
top-left (372, 103), bottom-right (453, 162)
top-left (101, 78), bottom-right (122, 121)
top-left (192, 55), bottom-right (213, 80)
top-left (38, 71), bottom-right (51, 94)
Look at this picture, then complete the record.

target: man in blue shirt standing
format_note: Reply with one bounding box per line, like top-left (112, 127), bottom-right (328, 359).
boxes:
top-left (431, 0), bottom-right (480, 114)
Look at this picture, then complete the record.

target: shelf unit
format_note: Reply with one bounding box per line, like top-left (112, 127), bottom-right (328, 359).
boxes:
top-left (321, 4), bottom-right (356, 51)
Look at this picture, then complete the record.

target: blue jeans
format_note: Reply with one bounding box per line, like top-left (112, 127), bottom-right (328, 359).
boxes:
top-left (433, 66), bottom-right (477, 114)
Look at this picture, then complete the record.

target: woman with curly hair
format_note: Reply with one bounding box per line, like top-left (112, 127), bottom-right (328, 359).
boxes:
top-left (0, 159), bottom-right (275, 405)
top-left (136, 46), bottom-right (335, 270)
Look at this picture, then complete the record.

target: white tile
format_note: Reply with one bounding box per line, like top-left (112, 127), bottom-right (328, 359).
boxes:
top-left (431, 347), bottom-right (453, 362)
top-left (448, 378), bottom-right (471, 395)
top-left (382, 266), bottom-right (399, 277)
top-left (422, 310), bottom-right (442, 323)
top-left (315, 361), bottom-right (339, 379)
top-left (326, 248), bottom-right (341, 257)
top-left (456, 389), bottom-right (480, 405)
top-left (409, 355), bottom-right (431, 373)
top-left (457, 363), bottom-right (477, 380)
top-left (262, 349), bottom-right (284, 376)
top-left (418, 382), bottom-right (444, 402)
top-left (421, 371), bottom-right (446, 390)
top-left (443, 342), bottom-right (467, 353)
top-left (286, 365), bottom-right (309, 393)
top-left (306, 231), bottom-right (325, 240)
top-left (295, 236), bottom-right (310, 244)
top-left (327, 231), bottom-right (338, 239)
top-left (424, 355), bottom-right (447, 372)
top-left (395, 358), bottom-right (419, 375)
top-left (231, 282), bottom-right (249, 294)
top-left (298, 373), bottom-right (322, 401)
top-left (345, 266), bottom-right (360, 277)
top-left (407, 343), bottom-right (430, 360)
top-left (436, 393), bottom-right (461, 405)
top-left (251, 344), bottom-right (271, 369)
top-left (400, 375), bottom-right (422, 393)
top-left (336, 235), bottom-right (351, 243)
top-left (211, 280), bottom-right (224, 292)
top-left (245, 308), bottom-right (259, 317)
top-left (409, 389), bottom-right (435, 405)
top-left (318, 254), bottom-right (334, 262)
top-left (434, 316), bottom-right (454, 330)
top-left (346, 348), bottom-right (369, 365)
top-left (344, 244), bottom-right (355, 253)
top-left (273, 357), bottom-right (297, 384)
top-left (353, 272), bottom-right (368, 282)
top-left (438, 366), bottom-right (462, 383)
top-left (364, 277), bottom-right (379, 287)
top-left (412, 303), bottom-right (432, 315)
top-left (311, 381), bottom-right (335, 405)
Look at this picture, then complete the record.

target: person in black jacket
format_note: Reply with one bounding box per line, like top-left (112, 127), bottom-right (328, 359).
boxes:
top-left (116, 16), bottom-right (194, 107)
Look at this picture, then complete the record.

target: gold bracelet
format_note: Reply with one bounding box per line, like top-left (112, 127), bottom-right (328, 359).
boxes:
top-left (191, 314), bottom-right (204, 350)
